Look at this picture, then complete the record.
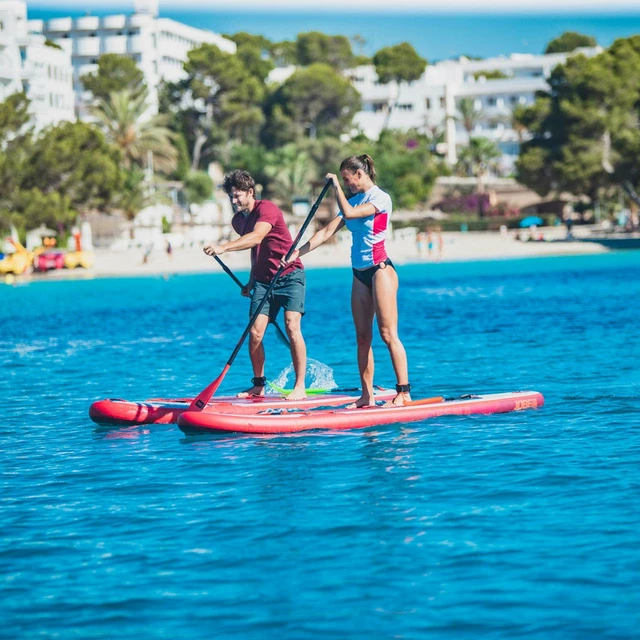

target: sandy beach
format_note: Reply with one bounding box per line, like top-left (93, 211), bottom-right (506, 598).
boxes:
top-left (5, 227), bottom-right (610, 283)
top-left (90, 227), bottom-right (608, 277)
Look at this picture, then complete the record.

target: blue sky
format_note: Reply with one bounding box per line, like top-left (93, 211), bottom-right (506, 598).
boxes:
top-left (27, 0), bottom-right (640, 12)
top-left (28, 0), bottom-right (640, 59)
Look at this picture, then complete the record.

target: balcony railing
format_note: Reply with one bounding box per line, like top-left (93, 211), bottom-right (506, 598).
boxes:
top-left (46, 17), bottom-right (72, 32)
top-left (74, 37), bottom-right (100, 57)
top-left (103, 35), bottom-right (127, 55)
top-left (74, 16), bottom-right (99, 31)
top-left (101, 15), bottom-right (126, 30)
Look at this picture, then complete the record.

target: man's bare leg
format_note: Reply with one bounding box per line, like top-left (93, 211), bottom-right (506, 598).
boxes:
top-left (284, 310), bottom-right (307, 401)
top-left (237, 314), bottom-right (269, 397)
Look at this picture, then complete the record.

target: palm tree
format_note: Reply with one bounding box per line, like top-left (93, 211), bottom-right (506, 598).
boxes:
top-left (264, 143), bottom-right (313, 212)
top-left (91, 89), bottom-right (178, 174)
top-left (452, 97), bottom-right (487, 138)
top-left (115, 167), bottom-right (158, 238)
top-left (509, 103), bottom-right (529, 145)
top-left (457, 136), bottom-right (501, 193)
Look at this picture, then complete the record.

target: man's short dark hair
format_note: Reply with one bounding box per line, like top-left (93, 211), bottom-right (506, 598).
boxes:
top-left (223, 170), bottom-right (255, 195)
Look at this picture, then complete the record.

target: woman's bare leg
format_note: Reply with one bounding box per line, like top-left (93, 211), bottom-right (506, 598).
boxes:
top-left (372, 267), bottom-right (411, 406)
top-left (350, 277), bottom-right (376, 408)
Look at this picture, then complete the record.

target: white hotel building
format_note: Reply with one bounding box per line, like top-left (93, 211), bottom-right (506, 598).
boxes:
top-left (350, 47), bottom-right (601, 173)
top-left (0, 0), bottom-right (74, 128)
top-left (28, 0), bottom-right (235, 119)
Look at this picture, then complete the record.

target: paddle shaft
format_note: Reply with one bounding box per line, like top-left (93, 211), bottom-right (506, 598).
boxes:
top-left (213, 255), bottom-right (290, 348)
top-left (213, 254), bottom-right (244, 289)
top-left (189, 180), bottom-right (331, 409)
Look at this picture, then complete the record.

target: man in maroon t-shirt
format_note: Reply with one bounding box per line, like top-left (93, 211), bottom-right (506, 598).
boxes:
top-left (203, 170), bottom-right (307, 400)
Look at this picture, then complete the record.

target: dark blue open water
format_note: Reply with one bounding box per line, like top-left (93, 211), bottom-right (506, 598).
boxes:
top-left (2, 252), bottom-right (639, 638)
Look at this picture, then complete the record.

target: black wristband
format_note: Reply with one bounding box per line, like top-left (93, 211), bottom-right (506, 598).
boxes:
top-left (251, 376), bottom-right (267, 387)
top-left (395, 383), bottom-right (411, 394)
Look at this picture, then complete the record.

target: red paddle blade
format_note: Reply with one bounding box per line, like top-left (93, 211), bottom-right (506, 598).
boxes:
top-left (188, 365), bottom-right (230, 411)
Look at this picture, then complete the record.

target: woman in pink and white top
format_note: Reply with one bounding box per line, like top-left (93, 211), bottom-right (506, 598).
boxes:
top-left (285, 154), bottom-right (411, 408)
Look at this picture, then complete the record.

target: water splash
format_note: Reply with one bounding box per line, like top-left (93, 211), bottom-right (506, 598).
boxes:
top-left (270, 357), bottom-right (338, 391)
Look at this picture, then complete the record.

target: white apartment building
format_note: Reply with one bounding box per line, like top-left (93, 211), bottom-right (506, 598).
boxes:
top-left (28, 0), bottom-right (236, 120)
top-left (351, 47), bottom-right (601, 173)
top-left (0, 0), bottom-right (74, 128)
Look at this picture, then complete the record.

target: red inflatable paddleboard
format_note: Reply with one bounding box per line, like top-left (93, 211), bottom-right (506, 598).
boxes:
top-left (89, 388), bottom-right (396, 426)
top-left (177, 391), bottom-right (544, 434)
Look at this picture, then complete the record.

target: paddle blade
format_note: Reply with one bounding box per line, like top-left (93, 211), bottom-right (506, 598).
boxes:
top-left (188, 364), bottom-right (231, 411)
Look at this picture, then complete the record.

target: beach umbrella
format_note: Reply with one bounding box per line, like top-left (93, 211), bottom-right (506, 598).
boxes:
top-left (30, 224), bottom-right (58, 236)
top-left (519, 216), bottom-right (543, 228)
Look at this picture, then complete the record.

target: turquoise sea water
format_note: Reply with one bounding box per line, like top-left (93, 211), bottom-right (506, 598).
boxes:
top-left (28, 8), bottom-right (640, 60)
top-left (2, 252), bottom-right (639, 638)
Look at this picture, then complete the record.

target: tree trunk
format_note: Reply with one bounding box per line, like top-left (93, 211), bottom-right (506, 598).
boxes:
top-left (601, 129), bottom-right (614, 174)
top-left (382, 81), bottom-right (400, 131)
top-left (623, 182), bottom-right (640, 206)
top-left (192, 132), bottom-right (206, 171)
top-left (191, 102), bottom-right (213, 171)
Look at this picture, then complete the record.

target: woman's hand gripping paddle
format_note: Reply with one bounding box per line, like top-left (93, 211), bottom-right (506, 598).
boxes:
top-left (212, 255), bottom-right (290, 348)
top-left (188, 180), bottom-right (332, 411)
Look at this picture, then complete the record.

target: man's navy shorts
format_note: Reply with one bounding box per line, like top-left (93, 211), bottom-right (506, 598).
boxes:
top-left (250, 268), bottom-right (306, 318)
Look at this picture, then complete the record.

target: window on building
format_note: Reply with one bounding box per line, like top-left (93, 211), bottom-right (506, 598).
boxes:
top-left (397, 103), bottom-right (414, 111)
top-left (91, 32), bottom-right (97, 37)
top-left (0, 20), bottom-right (4, 31)
top-left (487, 97), bottom-right (497, 107)
top-left (510, 95), bottom-right (518, 105)
top-left (426, 98), bottom-right (431, 110)
top-left (440, 96), bottom-right (445, 108)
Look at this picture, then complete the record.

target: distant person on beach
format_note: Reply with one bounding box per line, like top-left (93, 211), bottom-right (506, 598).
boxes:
top-left (142, 245), bottom-right (152, 264)
top-left (416, 231), bottom-right (425, 257)
top-left (203, 169), bottom-right (308, 401)
top-left (165, 240), bottom-right (173, 260)
top-left (283, 154), bottom-right (411, 408)
top-left (565, 217), bottom-right (574, 239)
